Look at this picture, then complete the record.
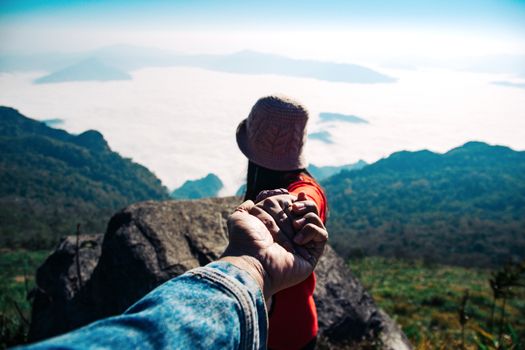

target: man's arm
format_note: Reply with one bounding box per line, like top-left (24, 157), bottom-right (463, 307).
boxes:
top-left (21, 261), bottom-right (267, 350)
top-left (20, 199), bottom-right (327, 350)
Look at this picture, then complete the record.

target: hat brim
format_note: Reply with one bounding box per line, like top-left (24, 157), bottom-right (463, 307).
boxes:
top-left (236, 119), bottom-right (252, 162)
top-left (236, 119), bottom-right (308, 171)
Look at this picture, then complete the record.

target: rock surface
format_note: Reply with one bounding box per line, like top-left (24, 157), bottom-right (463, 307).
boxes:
top-left (29, 197), bottom-right (411, 349)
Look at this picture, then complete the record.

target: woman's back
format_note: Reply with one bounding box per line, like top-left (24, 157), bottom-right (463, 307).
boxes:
top-left (237, 95), bottom-right (328, 349)
top-left (243, 162), bottom-right (328, 349)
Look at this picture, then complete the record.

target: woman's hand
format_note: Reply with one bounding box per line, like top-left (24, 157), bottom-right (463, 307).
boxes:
top-left (250, 192), bottom-right (325, 262)
top-left (221, 196), bottom-right (327, 300)
top-left (253, 192), bottom-right (319, 245)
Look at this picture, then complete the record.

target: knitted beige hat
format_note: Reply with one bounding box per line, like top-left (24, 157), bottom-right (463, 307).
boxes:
top-left (236, 95), bottom-right (309, 171)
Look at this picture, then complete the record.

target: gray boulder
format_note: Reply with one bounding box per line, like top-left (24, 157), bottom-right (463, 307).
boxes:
top-left (29, 197), bottom-right (411, 349)
top-left (29, 233), bottom-right (103, 340)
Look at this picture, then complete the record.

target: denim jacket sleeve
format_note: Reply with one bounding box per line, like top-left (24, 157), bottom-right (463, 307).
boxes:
top-left (21, 261), bottom-right (268, 350)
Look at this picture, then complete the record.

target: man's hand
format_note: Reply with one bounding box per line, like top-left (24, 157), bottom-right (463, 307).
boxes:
top-left (220, 198), bottom-right (327, 300)
top-left (253, 192), bottom-right (319, 245)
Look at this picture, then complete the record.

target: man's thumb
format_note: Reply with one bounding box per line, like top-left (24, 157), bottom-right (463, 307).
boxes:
top-left (235, 200), bottom-right (255, 213)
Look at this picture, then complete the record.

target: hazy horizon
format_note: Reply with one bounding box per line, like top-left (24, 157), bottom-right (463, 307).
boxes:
top-left (1, 0), bottom-right (524, 194)
top-left (1, 65), bottom-right (523, 195)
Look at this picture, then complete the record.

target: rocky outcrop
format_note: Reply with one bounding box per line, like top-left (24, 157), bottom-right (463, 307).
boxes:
top-left (29, 197), bottom-right (411, 349)
top-left (29, 234), bottom-right (103, 340)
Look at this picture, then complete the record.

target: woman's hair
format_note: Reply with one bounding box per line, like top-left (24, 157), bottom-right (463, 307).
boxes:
top-left (244, 161), bottom-right (312, 201)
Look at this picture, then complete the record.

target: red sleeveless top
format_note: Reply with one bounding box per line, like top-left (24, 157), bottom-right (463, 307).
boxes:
top-left (267, 174), bottom-right (327, 349)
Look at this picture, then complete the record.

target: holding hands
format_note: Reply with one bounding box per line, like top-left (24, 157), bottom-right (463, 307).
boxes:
top-left (221, 190), bottom-right (328, 300)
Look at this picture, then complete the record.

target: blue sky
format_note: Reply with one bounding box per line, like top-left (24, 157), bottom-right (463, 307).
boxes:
top-left (1, 0), bottom-right (524, 32)
top-left (1, 0), bottom-right (524, 56)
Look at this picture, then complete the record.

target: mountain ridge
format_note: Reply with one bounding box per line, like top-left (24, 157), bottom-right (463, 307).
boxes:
top-left (308, 161), bottom-right (367, 181)
top-left (171, 173), bottom-right (223, 199)
top-left (323, 141), bottom-right (525, 267)
top-left (0, 106), bottom-right (169, 248)
top-left (1, 45), bottom-right (396, 84)
top-left (34, 58), bottom-right (131, 84)
top-left (2, 105), bottom-right (523, 268)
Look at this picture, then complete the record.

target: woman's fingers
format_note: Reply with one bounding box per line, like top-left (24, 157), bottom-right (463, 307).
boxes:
top-left (291, 200), bottom-right (319, 218)
top-left (292, 212), bottom-right (324, 235)
top-left (250, 191), bottom-right (327, 262)
top-left (294, 219), bottom-right (328, 267)
top-left (248, 205), bottom-right (296, 253)
top-left (293, 222), bottom-right (328, 245)
top-left (255, 194), bottom-right (297, 240)
top-left (234, 200), bottom-right (255, 213)
top-left (293, 223), bottom-right (316, 245)
top-left (296, 192), bottom-right (308, 201)
top-left (255, 188), bottom-right (289, 203)
top-left (291, 200), bottom-right (318, 231)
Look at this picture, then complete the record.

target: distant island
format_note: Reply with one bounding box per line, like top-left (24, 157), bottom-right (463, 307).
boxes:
top-left (34, 58), bottom-right (132, 84)
top-left (41, 118), bottom-right (64, 127)
top-left (308, 131), bottom-right (333, 144)
top-left (171, 173), bottom-right (223, 199)
top-left (1, 45), bottom-right (396, 85)
top-left (492, 81), bottom-right (525, 89)
top-left (189, 50), bottom-right (397, 84)
top-left (319, 112), bottom-right (368, 124)
top-left (236, 184), bottom-right (247, 197)
top-left (308, 161), bottom-right (367, 181)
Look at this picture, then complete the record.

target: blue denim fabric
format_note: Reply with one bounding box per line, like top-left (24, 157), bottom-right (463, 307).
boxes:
top-left (20, 262), bottom-right (268, 350)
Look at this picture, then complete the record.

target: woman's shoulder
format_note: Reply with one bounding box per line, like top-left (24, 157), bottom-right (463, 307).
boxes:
top-left (287, 173), bottom-right (322, 189)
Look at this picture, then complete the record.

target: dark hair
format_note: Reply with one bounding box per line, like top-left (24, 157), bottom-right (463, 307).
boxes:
top-left (244, 161), bottom-right (313, 201)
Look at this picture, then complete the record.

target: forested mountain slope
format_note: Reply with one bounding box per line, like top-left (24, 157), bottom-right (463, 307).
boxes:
top-left (323, 142), bottom-right (525, 267)
top-left (0, 107), bottom-right (169, 248)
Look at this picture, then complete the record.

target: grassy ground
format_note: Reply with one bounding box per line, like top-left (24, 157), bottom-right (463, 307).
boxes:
top-left (0, 249), bottom-right (50, 348)
top-left (350, 257), bottom-right (524, 350)
top-left (2, 251), bottom-right (523, 349)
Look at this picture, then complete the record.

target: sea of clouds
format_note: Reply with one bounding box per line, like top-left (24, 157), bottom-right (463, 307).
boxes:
top-left (1, 67), bottom-right (524, 195)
